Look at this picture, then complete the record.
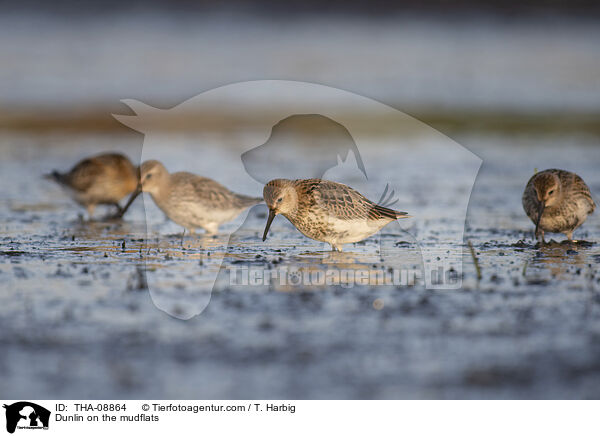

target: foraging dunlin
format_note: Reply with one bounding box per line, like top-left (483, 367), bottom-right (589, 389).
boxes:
top-left (522, 169), bottom-right (595, 242)
top-left (262, 178), bottom-right (411, 251)
top-left (46, 152), bottom-right (138, 218)
top-left (123, 160), bottom-right (262, 235)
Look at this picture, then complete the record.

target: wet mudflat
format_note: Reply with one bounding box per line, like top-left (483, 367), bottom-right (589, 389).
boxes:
top-left (1, 131), bottom-right (599, 399)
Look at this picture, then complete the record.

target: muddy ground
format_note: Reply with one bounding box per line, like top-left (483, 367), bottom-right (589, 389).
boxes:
top-left (1, 130), bottom-right (599, 399)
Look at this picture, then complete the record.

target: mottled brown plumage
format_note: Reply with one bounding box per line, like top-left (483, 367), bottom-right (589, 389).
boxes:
top-left (262, 178), bottom-right (411, 251)
top-left (522, 169), bottom-right (595, 242)
top-left (46, 152), bottom-right (138, 218)
top-left (126, 160), bottom-right (262, 235)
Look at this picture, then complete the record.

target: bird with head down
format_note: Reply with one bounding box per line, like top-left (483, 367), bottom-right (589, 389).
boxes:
top-left (522, 168), bottom-right (595, 243)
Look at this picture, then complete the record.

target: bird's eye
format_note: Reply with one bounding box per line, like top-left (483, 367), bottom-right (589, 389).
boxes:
top-left (146, 173), bottom-right (153, 180)
top-left (277, 197), bottom-right (283, 203)
top-left (548, 189), bottom-right (554, 195)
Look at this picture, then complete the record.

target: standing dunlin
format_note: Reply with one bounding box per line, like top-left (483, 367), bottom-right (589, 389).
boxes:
top-left (122, 160), bottom-right (262, 235)
top-left (262, 178), bottom-right (411, 251)
top-left (522, 169), bottom-right (595, 242)
top-left (46, 152), bottom-right (138, 218)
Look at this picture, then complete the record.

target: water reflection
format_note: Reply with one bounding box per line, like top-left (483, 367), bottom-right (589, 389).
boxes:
top-left (526, 241), bottom-right (592, 280)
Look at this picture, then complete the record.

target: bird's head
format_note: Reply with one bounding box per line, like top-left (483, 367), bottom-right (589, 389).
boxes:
top-left (262, 179), bottom-right (298, 241)
top-left (139, 160), bottom-right (169, 196)
top-left (533, 172), bottom-right (561, 208)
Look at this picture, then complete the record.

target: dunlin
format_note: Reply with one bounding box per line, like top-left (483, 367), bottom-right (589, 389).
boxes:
top-left (122, 160), bottom-right (262, 235)
top-left (262, 178), bottom-right (411, 251)
top-left (46, 152), bottom-right (138, 218)
top-left (522, 169), bottom-right (595, 242)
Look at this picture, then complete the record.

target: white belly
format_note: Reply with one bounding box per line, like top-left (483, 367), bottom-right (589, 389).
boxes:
top-left (295, 213), bottom-right (393, 246)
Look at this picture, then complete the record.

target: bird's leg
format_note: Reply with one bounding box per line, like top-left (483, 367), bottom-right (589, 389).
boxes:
top-left (535, 228), bottom-right (545, 244)
top-left (202, 223), bottom-right (218, 236)
top-left (108, 203), bottom-right (124, 220)
top-left (86, 204), bottom-right (96, 220)
top-left (331, 244), bottom-right (343, 252)
top-left (565, 231), bottom-right (577, 244)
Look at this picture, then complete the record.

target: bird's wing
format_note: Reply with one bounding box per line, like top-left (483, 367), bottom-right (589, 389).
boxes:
top-left (562, 171), bottom-right (596, 213)
top-left (63, 157), bottom-right (107, 192)
top-left (300, 179), bottom-right (407, 221)
top-left (171, 173), bottom-right (244, 210)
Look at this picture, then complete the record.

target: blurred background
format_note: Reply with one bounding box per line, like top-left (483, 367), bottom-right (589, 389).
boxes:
top-left (2, 0), bottom-right (600, 135)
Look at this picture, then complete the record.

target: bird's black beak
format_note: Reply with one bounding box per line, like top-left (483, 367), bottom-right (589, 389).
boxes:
top-left (534, 201), bottom-right (545, 236)
top-left (118, 184), bottom-right (142, 218)
top-left (262, 209), bottom-right (276, 241)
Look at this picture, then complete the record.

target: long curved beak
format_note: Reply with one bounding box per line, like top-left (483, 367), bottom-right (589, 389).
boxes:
top-left (262, 209), bottom-right (276, 241)
top-left (534, 201), bottom-right (545, 235)
top-left (118, 184), bottom-right (142, 218)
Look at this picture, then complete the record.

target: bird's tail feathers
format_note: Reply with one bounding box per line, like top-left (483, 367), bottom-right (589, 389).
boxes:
top-left (44, 170), bottom-right (67, 185)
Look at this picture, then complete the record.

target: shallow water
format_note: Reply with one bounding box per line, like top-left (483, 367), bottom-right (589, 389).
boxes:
top-left (1, 129), bottom-right (599, 399)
